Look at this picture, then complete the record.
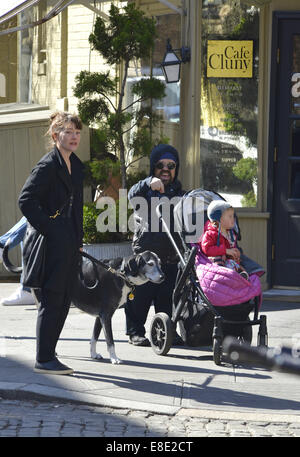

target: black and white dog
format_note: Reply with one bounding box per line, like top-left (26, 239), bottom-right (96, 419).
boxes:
top-left (72, 250), bottom-right (165, 364)
top-left (2, 242), bottom-right (164, 364)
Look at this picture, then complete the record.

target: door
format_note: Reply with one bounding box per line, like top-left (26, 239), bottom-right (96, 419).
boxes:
top-left (272, 16), bottom-right (300, 287)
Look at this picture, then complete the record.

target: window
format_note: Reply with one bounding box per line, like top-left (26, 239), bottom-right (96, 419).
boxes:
top-left (0, 0), bottom-right (45, 106)
top-left (0, 73), bottom-right (5, 97)
top-left (19, 7), bottom-right (34, 102)
top-left (150, 14), bottom-right (181, 124)
top-left (0, 16), bottom-right (17, 104)
top-left (124, 13), bottom-right (181, 171)
top-left (200, 1), bottom-right (260, 207)
top-left (125, 13), bottom-right (181, 123)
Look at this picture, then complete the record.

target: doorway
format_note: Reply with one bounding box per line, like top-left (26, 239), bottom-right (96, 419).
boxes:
top-left (271, 13), bottom-right (300, 287)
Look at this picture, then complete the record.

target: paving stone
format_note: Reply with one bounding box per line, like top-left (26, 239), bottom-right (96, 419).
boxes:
top-left (230, 431), bottom-right (252, 437)
top-left (18, 429), bottom-right (40, 437)
top-left (187, 424), bottom-right (206, 432)
top-left (168, 432), bottom-right (187, 437)
top-left (82, 431), bottom-right (102, 437)
top-left (187, 430), bottom-right (208, 437)
top-left (206, 422), bottom-right (226, 431)
top-left (0, 397), bottom-right (299, 438)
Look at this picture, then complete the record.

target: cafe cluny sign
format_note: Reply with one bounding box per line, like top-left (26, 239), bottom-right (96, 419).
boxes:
top-left (207, 40), bottom-right (253, 78)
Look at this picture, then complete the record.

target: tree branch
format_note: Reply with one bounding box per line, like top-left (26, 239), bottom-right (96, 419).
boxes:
top-left (126, 156), bottom-right (144, 168)
top-left (90, 90), bottom-right (116, 111)
top-left (122, 96), bottom-right (144, 112)
top-left (122, 121), bottom-right (139, 135)
top-left (117, 60), bottom-right (129, 114)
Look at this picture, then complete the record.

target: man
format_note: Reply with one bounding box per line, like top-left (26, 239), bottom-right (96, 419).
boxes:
top-left (125, 144), bottom-right (184, 346)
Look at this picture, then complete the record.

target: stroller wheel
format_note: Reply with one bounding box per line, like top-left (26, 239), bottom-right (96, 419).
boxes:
top-left (213, 316), bottom-right (223, 365)
top-left (150, 312), bottom-right (173, 356)
top-left (213, 337), bottom-right (223, 365)
top-left (257, 315), bottom-right (268, 347)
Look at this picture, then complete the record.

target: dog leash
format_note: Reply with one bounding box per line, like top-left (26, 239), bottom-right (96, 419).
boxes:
top-left (80, 251), bottom-right (136, 300)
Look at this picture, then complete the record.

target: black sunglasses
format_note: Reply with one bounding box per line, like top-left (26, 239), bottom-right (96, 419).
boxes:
top-left (155, 161), bottom-right (176, 170)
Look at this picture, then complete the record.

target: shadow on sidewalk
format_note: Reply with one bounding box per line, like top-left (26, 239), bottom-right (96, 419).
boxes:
top-left (0, 352), bottom-right (299, 414)
top-left (261, 300), bottom-right (300, 312)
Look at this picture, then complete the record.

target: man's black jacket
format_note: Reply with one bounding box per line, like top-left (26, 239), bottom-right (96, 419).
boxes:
top-left (128, 176), bottom-right (184, 264)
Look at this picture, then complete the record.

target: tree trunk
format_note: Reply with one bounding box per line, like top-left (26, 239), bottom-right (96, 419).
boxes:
top-left (119, 138), bottom-right (127, 189)
top-left (118, 60), bottom-right (129, 189)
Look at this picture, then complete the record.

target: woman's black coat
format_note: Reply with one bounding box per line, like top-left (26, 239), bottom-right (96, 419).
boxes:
top-left (19, 146), bottom-right (84, 293)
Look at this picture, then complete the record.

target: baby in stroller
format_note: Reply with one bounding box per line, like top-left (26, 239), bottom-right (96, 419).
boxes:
top-left (148, 188), bottom-right (268, 364)
top-left (200, 200), bottom-right (249, 281)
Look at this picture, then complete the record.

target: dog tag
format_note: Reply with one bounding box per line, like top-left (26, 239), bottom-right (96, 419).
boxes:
top-left (128, 292), bottom-right (135, 301)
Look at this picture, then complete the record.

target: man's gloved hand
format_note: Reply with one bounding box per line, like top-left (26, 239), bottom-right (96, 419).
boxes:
top-left (150, 177), bottom-right (165, 193)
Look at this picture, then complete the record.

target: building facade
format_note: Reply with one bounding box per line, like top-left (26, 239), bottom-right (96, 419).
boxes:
top-left (137, 0), bottom-right (300, 291)
top-left (0, 0), bottom-right (299, 291)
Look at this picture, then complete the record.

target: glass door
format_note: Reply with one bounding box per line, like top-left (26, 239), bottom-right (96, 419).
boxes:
top-left (272, 18), bottom-right (300, 286)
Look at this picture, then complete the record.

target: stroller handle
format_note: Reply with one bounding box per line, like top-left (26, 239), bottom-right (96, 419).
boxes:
top-left (223, 336), bottom-right (300, 376)
top-left (154, 194), bottom-right (186, 267)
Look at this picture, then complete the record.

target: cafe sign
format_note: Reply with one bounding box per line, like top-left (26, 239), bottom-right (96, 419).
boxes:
top-left (207, 40), bottom-right (253, 78)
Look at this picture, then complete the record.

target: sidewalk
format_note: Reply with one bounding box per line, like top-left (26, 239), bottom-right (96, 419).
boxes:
top-left (0, 282), bottom-right (300, 423)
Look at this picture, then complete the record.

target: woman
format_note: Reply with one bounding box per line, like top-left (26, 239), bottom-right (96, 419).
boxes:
top-left (19, 112), bottom-right (84, 375)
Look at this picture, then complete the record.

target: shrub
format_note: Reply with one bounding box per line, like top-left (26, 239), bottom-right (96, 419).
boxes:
top-left (83, 201), bottom-right (133, 244)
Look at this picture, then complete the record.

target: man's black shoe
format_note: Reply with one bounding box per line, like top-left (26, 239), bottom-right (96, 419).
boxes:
top-left (34, 357), bottom-right (74, 375)
top-left (129, 335), bottom-right (151, 347)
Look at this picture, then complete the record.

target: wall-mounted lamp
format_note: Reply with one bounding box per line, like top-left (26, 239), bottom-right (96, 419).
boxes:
top-left (161, 39), bottom-right (191, 84)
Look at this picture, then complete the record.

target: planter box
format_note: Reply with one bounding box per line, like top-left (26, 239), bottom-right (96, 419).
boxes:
top-left (83, 241), bottom-right (133, 260)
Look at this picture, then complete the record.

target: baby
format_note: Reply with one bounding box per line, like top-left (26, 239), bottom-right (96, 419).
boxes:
top-left (200, 200), bottom-right (249, 280)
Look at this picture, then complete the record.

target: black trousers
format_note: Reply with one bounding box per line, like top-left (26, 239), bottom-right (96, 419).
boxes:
top-left (125, 263), bottom-right (178, 337)
top-left (34, 219), bottom-right (78, 362)
top-left (35, 287), bottom-right (71, 363)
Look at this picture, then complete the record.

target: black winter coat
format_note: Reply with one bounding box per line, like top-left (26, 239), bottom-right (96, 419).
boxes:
top-left (19, 146), bottom-right (84, 292)
top-left (128, 177), bottom-right (184, 264)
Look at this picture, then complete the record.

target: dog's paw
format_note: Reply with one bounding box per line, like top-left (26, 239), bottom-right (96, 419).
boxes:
top-left (111, 357), bottom-right (122, 364)
top-left (91, 352), bottom-right (103, 360)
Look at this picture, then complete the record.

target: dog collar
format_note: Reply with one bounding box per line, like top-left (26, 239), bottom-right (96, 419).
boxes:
top-left (119, 260), bottom-right (137, 290)
top-left (118, 270), bottom-right (136, 300)
top-left (106, 265), bottom-right (135, 300)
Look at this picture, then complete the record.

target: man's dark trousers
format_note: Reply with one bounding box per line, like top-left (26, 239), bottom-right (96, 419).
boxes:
top-left (125, 263), bottom-right (177, 338)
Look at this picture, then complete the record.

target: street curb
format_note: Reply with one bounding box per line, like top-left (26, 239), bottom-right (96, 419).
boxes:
top-left (0, 384), bottom-right (180, 416)
top-left (1, 384), bottom-right (300, 423)
top-left (177, 408), bottom-right (300, 423)
top-left (263, 290), bottom-right (300, 303)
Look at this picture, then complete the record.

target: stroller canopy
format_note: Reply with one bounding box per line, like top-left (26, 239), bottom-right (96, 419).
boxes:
top-left (173, 188), bottom-right (239, 244)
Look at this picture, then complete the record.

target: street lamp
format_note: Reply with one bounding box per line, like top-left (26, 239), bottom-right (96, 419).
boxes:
top-left (161, 39), bottom-right (191, 84)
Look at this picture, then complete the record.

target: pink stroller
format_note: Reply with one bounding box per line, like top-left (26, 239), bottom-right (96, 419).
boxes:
top-left (149, 188), bottom-right (268, 365)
